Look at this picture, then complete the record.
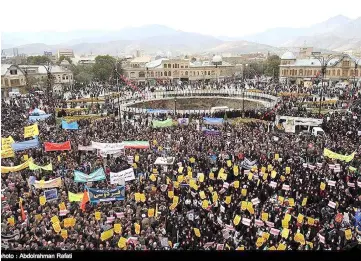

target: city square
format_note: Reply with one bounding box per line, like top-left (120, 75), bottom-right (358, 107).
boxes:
top-left (1, 0), bottom-right (361, 256)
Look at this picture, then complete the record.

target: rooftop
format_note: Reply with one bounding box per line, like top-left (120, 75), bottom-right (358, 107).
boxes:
top-left (1, 64), bottom-right (71, 76)
top-left (280, 58), bottom-right (342, 67)
top-left (281, 51), bottom-right (296, 60)
top-left (130, 56), bottom-right (152, 64)
top-left (145, 58), bottom-right (169, 69)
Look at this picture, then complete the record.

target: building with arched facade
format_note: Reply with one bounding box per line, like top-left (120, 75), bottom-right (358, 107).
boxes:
top-left (279, 51), bottom-right (361, 85)
top-left (122, 57), bottom-right (241, 84)
top-left (1, 64), bottom-right (73, 98)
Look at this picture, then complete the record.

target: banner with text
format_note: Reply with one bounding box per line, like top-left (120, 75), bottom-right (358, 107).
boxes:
top-left (110, 168), bottom-right (136, 184)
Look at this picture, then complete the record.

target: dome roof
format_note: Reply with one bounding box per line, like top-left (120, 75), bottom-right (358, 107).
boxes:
top-left (60, 60), bottom-right (70, 65)
top-left (212, 55), bottom-right (222, 63)
top-left (281, 51), bottom-right (296, 60)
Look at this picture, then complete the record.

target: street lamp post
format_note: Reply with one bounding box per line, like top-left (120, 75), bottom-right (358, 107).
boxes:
top-left (174, 96), bottom-right (177, 115)
top-left (311, 52), bottom-right (348, 115)
top-left (242, 90), bottom-right (245, 118)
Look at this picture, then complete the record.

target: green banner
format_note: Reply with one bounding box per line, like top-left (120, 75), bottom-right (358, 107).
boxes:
top-left (152, 119), bottom-right (173, 128)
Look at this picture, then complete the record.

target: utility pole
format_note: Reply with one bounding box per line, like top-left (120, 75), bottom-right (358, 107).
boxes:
top-left (311, 52), bottom-right (348, 116)
top-left (242, 90), bottom-right (245, 118)
top-left (43, 61), bottom-right (53, 101)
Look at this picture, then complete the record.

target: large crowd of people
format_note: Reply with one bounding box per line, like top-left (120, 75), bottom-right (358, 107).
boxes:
top-left (1, 79), bottom-right (361, 251)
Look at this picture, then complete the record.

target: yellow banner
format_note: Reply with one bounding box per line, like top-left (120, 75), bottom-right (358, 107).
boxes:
top-left (1, 158), bottom-right (33, 174)
top-left (29, 162), bottom-right (53, 171)
top-left (33, 177), bottom-right (62, 189)
top-left (1, 136), bottom-right (14, 148)
top-left (323, 148), bottom-right (355, 162)
top-left (1, 148), bottom-right (15, 158)
top-left (101, 229), bottom-right (114, 241)
top-left (68, 192), bottom-right (84, 202)
top-left (24, 124), bottom-right (39, 138)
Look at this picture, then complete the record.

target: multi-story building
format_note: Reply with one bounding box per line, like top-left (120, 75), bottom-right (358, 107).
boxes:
top-left (122, 56), bottom-right (241, 84)
top-left (279, 50), bottom-right (361, 85)
top-left (1, 64), bottom-right (73, 97)
top-left (57, 49), bottom-right (74, 59)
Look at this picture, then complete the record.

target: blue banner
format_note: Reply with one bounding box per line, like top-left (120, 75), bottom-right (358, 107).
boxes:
top-left (29, 114), bottom-right (52, 122)
top-left (74, 168), bottom-right (106, 183)
top-left (62, 120), bottom-right (79, 130)
top-left (147, 109), bottom-right (171, 113)
top-left (203, 117), bottom-right (224, 125)
top-left (30, 108), bottom-right (46, 115)
top-left (11, 137), bottom-right (40, 152)
top-left (203, 129), bottom-right (221, 135)
top-left (87, 186), bottom-right (125, 203)
top-left (44, 188), bottom-right (58, 201)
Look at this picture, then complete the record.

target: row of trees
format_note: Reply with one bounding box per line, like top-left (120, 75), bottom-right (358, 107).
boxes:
top-left (243, 55), bottom-right (281, 79)
top-left (70, 55), bottom-right (123, 85)
top-left (24, 55), bottom-right (123, 87)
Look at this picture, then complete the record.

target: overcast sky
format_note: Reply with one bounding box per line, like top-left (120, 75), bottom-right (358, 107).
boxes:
top-left (1, 0), bottom-right (360, 37)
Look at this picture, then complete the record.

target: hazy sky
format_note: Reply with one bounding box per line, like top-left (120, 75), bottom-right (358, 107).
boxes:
top-left (1, 0), bottom-right (360, 36)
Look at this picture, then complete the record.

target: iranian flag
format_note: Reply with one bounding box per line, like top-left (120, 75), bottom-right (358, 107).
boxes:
top-left (123, 141), bottom-right (150, 149)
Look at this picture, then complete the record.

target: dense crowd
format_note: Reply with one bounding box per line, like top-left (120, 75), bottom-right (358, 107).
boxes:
top-left (1, 81), bottom-right (361, 251)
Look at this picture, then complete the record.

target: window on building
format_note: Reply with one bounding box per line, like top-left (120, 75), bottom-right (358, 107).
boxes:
top-left (164, 71), bottom-right (168, 76)
top-left (185, 66), bottom-right (188, 68)
top-left (139, 71), bottom-right (145, 77)
top-left (10, 79), bottom-right (20, 86)
top-left (337, 70), bottom-right (340, 76)
top-left (163, 64), bottom-right (167, 68)
top-left (185, 71), bottom-right (188, 76)
top-left (181, 65), bottom-right (184, 68)
top-left (168, 64), bottom-right (171, 68)
top-left (208, 71), bottom-right (210, 75)
top-left (342, 70), bottom-right (348, 77)
top-left (66, 76), bottom-right (68, 80)
top-left (10, 69), bottom-right (18, 75)
top-left (130, 72), bottom-right (135, 78)
top-left (62, 76), bottom-right (65, 80)
top-left (168, 71), bottom-right (171, 76)
top-left (332, 70), bottom-right (335, 76)
top-left (151, 72), bottom-right (154, 77)
top-left (160, 72), bottom-right (163, 76)
top-left (197, 71), bottom-right (199, 76)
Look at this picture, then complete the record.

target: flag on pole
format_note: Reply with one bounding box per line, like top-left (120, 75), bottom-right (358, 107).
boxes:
top-left (19, 197), bottom-right (26, 221)
top-left (80, 190), bottom-right (89, 212)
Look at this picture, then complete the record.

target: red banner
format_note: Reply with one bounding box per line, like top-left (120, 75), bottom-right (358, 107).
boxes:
top-left (44, 141), bottom-right (71, 152)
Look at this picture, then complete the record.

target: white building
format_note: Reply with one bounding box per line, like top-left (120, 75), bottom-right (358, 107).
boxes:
top-left (1, 64), bottom-right (73, 97)
top-left (57, 49), bottom-right (74, 59)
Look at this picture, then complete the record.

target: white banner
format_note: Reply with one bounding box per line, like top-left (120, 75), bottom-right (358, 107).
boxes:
top-left (242, 218), bottom-right (251, 226)
top-left (282, 184), bottom-right (290, 191)
top-left (327, 180), bottom-right (336, 187)
top-left (91, 141), bottom-right (124, 150)
top-left (110, 168), bottom-right (135, 184)
top-left (98, 148), bottom-right (124, 157)
top-left (328, 201), bottom-right (336, 208)
top-left (78, 145), bottom-right (95, 151)
top-left (270, 181), bottom-right (277, 188)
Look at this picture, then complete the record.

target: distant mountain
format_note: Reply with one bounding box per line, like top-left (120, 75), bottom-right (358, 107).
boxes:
top-left (2, 25), bottom-right (276, 56)
top-left (206, 41), bottom-right (278, 54)
top-left (3, 16), bottom-right (360, 57)
top-left (243, 15), bottom-right (353, 46)
top-left (243, 15), bottom-right (361, 52)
